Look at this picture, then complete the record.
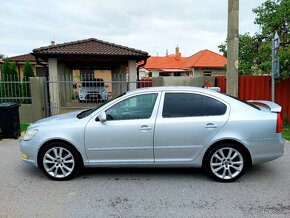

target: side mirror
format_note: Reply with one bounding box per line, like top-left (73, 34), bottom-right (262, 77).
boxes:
top-left (98, 111), bottom-right (107, 122)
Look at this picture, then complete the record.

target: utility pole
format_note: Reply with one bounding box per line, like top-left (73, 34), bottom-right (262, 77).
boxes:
top-left (226, 0), bottom-right (239, 97)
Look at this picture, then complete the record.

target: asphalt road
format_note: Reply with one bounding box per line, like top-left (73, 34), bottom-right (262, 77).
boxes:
top-left (0, 139), bottom-right (289, 218)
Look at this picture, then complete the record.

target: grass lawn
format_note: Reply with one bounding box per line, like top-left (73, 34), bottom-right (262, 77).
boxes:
top-left (283, 124), bottom-right (290, 141)
top-left (20, 123), bottom-right (30, 133)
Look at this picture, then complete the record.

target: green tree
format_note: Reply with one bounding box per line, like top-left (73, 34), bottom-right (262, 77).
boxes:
top-left (253, 0), bottom-right (290, 78)
top-left (22, 61), bottom-right (35, 103)
top-left (22, 61), bottom-right (35, 80)
top-left (0, 59), bottom-right (21, 102)
top-left (218, 33), bottom-right (258, 75)
top-left (218, 0), bottom-right (290, 78)
top-left (253, 0), bottom-right (289, 44)
top-left (1, 59), bottom-right (10, 81)
top-left (10, 62), bottom-right (19, 80)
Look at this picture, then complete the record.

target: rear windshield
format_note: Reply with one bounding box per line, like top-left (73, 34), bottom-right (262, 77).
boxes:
top-left (225, 95), bottom-right (261, 110)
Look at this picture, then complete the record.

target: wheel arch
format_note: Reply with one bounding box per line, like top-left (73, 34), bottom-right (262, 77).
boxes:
top-left (202, 139), bottom-right (252, 168)
top-left (37, 139), bottom-right (84, 168)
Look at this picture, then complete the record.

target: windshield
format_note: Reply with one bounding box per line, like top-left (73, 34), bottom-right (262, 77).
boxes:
top-left (77, 92), bottom-right (126, 119)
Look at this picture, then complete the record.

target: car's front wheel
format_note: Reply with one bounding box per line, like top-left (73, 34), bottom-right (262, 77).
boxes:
top-left (204, 143), bottom-right (246, 182)
top-left (39, 142), bottom-right (81, 181)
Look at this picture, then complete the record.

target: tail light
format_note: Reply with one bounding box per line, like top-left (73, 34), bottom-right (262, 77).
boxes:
top-left (276, 113), bottom-right (283, 133)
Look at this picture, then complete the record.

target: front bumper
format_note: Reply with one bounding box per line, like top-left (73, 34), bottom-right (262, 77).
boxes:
top-left (20, 139), bottom-right (39, 167)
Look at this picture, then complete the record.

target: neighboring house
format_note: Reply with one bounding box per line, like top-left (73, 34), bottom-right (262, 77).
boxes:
top-left (183, 49), bottom-right (227, 77)
top-left (141, 47), bottom-right (226, 78)
top-left (8, 54), bottom-right (47, 80)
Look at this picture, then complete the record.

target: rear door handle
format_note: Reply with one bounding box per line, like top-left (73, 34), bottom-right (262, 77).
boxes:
top-left (205, 123), bottom-right (218, 128)
top-left (139, 125), bottom-right (152, 131)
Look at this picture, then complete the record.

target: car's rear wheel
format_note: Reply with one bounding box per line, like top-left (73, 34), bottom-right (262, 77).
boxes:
top-left (39, 142), bottom-right (81, 181)
top-left (204, 143), bottom-right (246, 182)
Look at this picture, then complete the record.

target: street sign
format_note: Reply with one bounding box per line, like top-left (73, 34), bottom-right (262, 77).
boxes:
top-left (272, 31), bottom-right (280, 79)
top-left (271, 31), bottom-right (281, 102)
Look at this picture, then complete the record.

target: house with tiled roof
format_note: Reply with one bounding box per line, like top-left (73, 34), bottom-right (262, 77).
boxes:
top-left (141, 47), bottom-right (226, 78)
top-left (8, 54), bottom-right (48, 79)
top-left (5, 38), bottom-right (149, 114)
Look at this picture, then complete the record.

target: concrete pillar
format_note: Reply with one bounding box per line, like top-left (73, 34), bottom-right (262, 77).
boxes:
top-left (48, 58), bottom-right (59, 115)
top-left (112, 66), bottom-right (127, 97)
top-left (128, 60), bottom-right (136, 90)
top-left (30, 77), bottom-right (46, 121)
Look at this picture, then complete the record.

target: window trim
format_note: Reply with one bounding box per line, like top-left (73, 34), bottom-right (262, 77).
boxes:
top-left (159, 91), bottom-right (229, 119)
top-left (102, 92), bottom-right (161, 121)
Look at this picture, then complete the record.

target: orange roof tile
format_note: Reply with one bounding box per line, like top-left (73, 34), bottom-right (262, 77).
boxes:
top-left (182, 50), bottom-right (226, 68)
top-left (144, 56), bottom-right (186, 69)
top-left (143, 49), bottom-right (226, 70)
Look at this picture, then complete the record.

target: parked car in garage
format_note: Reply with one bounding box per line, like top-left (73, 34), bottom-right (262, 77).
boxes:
top-left (78, 78), bottom-right (108, 102)
top-left (20, 86), bottom-right (285, 182)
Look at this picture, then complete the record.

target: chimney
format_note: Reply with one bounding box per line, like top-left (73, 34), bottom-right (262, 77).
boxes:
top-left (166, 49), bottom-right (168, 56)
top-left (51, 41), bottom-right (55, 46)
top-left (175, 46), bottom-right (181, 59)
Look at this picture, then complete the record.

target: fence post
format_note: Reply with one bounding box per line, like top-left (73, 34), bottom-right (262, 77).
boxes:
top-left (30, 77), bottom-right (46, 121)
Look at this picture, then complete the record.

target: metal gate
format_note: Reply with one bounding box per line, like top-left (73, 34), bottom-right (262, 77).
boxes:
top-left (44, 75), bottom-right (152, 117)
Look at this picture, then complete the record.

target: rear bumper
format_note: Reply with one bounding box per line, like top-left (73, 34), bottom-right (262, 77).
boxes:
top-left (243, 135), bottom-right (285, 165)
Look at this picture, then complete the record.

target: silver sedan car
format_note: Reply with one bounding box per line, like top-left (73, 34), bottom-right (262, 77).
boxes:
top-left (20, 87), bottom-right (285, 182)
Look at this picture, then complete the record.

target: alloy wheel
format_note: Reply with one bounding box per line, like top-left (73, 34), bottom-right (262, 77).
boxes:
top-left (43, 147), bottom-right (75, 178)
top-left (210, 147), bottom-right (244, 180)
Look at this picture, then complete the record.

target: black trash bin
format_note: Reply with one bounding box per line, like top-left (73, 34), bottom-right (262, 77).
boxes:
top-left (0, 102), bottom-right (20, 139)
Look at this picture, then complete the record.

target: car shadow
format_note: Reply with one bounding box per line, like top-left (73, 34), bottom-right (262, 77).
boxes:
top-left (80, 167), bottom-right (208, 181)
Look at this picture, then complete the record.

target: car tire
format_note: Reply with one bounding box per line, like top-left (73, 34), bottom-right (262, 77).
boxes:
top-left (39, 142), bottom-right (81, 181)
top-left (204, 143), bottom-right (246, 182)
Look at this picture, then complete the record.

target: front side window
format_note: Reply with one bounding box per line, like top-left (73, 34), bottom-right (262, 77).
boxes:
top-left (162, 93), bottom-right (226, 118)
top-left (106, 93), bottom-right (158, 120)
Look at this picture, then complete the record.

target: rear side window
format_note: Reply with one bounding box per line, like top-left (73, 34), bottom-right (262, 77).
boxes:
top-left (203, 96), bottom-right (227, 116)
top-left (162, 93), bottom-right (226, 118)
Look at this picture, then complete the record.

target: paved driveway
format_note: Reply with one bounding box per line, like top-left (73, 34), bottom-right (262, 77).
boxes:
top-left (0, 139), bottom-right (289, 218)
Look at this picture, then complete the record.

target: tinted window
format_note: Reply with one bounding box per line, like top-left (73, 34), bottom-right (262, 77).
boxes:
top-left (203, 96), bottom-right (227, 116)
top-left (106, 94), bottom-right (158, 120)
top-left (162, 93), bottom-right (226, 118)
top-left (163, 93), bottom-right (203, 117)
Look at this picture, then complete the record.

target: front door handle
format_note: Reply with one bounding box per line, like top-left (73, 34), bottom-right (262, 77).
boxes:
top-left (139, 125), bottom-right (152, 131)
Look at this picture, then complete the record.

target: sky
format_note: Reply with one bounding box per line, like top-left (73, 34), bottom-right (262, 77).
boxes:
top-left (0, 0), bottom-right (265, 57)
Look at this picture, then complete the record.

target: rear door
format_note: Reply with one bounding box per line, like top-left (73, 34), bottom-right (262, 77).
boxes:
top-left (154, 91), bottom-right (230, 162)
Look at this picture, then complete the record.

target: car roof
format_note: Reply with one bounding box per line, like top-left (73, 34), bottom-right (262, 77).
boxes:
top-left (126, 86), bottom-right (219, 95)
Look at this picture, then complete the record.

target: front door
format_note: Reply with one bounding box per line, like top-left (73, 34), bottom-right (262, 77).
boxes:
top-left (85, 93), bottom-right (160, 163)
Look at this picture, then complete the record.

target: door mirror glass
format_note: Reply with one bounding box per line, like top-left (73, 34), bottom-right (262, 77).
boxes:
top-left (98, 111), bottom-right (107, 122)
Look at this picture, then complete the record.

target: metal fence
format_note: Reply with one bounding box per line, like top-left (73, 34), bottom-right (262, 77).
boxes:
top-left (0, 76), bottom-right (32, 104)
top-left (45, 78), bottom-right (152, 116)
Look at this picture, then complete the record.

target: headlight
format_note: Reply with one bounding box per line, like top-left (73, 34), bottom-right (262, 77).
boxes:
top-left (23, 129), bottom-right (39, 141)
